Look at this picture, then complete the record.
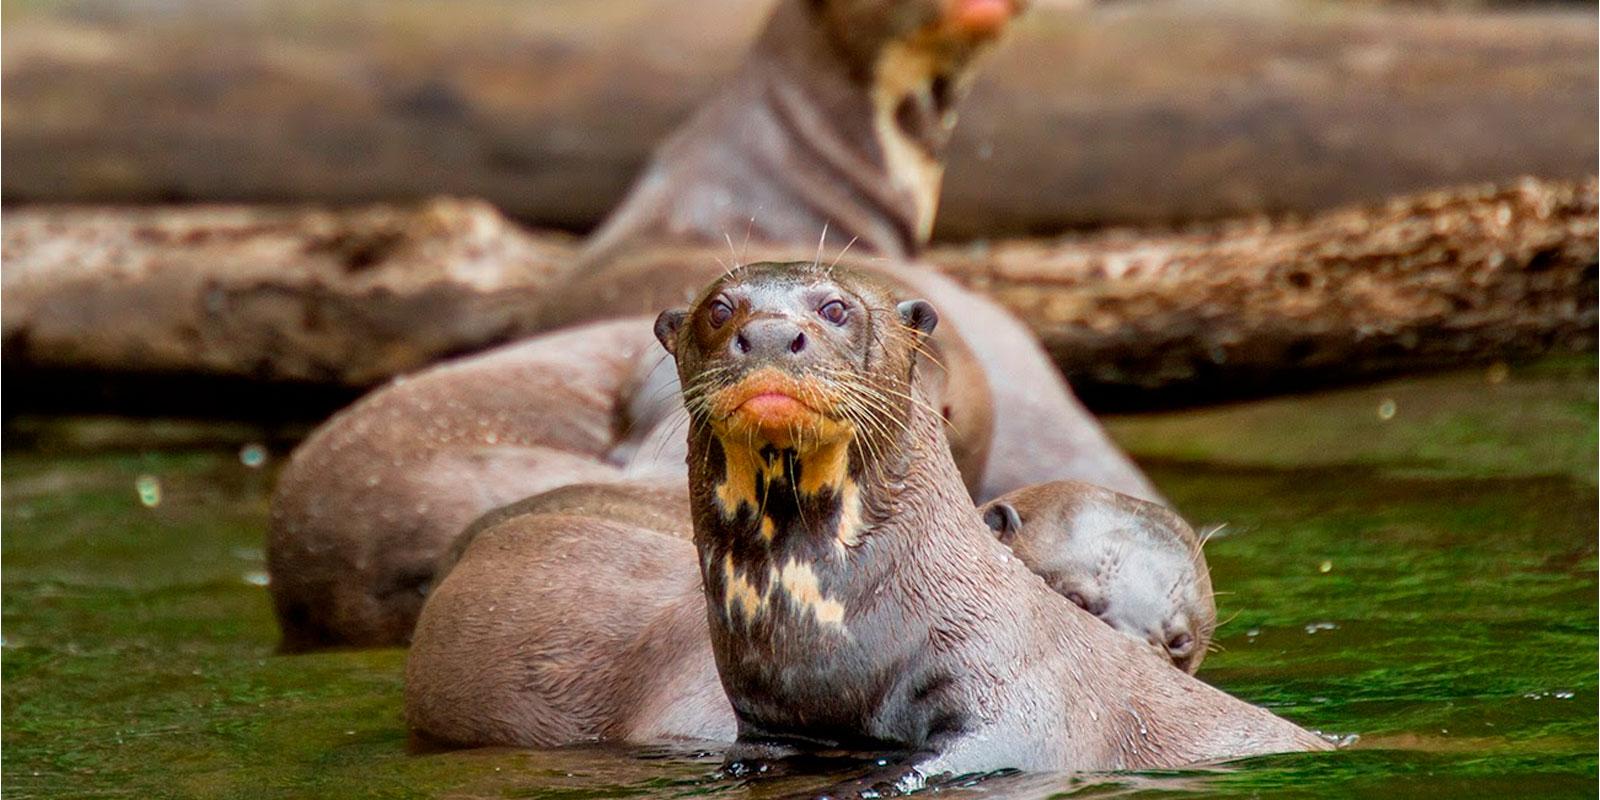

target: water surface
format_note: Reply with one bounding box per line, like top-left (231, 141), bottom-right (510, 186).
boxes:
top-left (5, 357), bottom-right (1595, 798)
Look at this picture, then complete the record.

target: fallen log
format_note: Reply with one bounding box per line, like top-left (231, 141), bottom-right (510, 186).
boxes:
top-left (2, 0), bottom-right (1593, 236)
top-left (3, 177), bottom-right (1594, 416)
top-left (933, 177), bottom-right (1599, 407)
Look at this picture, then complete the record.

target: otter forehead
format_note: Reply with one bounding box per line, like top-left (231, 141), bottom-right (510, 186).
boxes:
top-left (696, 262), bottom-right (891, 308)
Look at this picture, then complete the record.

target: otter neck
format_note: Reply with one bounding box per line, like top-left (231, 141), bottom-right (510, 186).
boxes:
top-left (750, 0), bottom-right (962, 255)
top-left (687, 396), bottom-right (970, 638)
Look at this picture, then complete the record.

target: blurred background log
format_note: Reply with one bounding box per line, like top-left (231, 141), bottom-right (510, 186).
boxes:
top-left (5, 177), bottom-right (1593, 417)
top-left (3, 0), bottom-right (1594, 238)
top-left (934, 177), bottom-right (1599, 408)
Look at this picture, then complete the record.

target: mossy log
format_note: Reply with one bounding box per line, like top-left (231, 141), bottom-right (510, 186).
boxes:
top-left (2, 0), bottom-right (1594, 236)
top-left (4, 178), bottom-right (1593, 415)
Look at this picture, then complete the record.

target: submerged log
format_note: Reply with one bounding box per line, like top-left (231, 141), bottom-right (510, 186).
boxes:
top-left (3, 177), bottom-right (1594, 415)
top-left (2, 0), bottom-right (1594, 236)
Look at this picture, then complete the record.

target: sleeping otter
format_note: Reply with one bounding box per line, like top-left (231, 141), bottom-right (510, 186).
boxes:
top-left (981, 480), bottom-right (1216, 674)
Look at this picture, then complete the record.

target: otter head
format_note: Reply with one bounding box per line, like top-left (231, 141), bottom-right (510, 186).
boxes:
top-left (655, 260), bottom-right (940, 630)
top-left (815, 0), bottom-right (1028, 80)
top-left (981, 482), bottom-right (1217, 674)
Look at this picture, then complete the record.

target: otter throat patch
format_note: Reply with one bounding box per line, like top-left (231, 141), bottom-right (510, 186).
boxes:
top-left (872, 41), bottom-right (948, 243)
top-left (719, 553), bottom-right (848, 633)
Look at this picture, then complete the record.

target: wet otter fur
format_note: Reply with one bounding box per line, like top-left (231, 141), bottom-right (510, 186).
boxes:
top-left (407, 263), bottom-right (1329, 780)
top-left (981, 480), bottom-right (1216, 674)
top-left (660, 262), bottom-right (1329, 787)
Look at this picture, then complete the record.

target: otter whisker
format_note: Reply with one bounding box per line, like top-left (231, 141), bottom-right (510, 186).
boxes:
top-left (828, 235), bottom-right (859, 271)
top-left (813, 222), bottom-right (831, 269)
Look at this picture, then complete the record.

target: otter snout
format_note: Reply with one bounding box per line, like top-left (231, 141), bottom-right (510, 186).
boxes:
top-left (731, 316), bottom-right (810, 361)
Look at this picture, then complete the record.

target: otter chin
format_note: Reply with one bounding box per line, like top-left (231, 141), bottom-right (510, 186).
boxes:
top-left (709, 368), bottom-right (853, 451)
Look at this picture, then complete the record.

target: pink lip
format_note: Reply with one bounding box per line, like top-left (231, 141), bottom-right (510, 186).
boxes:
top-left (737, 393), bottom-right (812, 418)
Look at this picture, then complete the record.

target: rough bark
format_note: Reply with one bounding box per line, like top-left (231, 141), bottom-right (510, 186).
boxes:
top-left (3, 0), bottom-right (1594, 237)
top-left (932, 177), bottom-right (1599, 407)
top-left (1, 199), bottom-right (573, 388)
top-left (4, 178), bottom-right (1593, 415)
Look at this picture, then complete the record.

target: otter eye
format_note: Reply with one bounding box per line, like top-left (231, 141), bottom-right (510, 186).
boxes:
top-left (708, 299), bottom-right (734, 328)
top-left (818, 299), bottom-right (848, 325)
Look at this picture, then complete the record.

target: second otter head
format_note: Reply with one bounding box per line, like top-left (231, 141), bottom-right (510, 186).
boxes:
top-left (980, 481), bottom-right (1218, 674)
top-left (815, 0), bottom-right (1029, 78)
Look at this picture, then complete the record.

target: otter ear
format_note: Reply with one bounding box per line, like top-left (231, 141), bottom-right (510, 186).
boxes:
top-left (654, 309), bottom-right (688, 356)
top-left (982, 502), bottom-right (1022, 544)
top-left (897, 299), bottom-right (938, 337)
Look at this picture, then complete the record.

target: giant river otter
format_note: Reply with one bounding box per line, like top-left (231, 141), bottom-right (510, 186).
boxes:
top-left (405, 263), bottom-right (1325, 780)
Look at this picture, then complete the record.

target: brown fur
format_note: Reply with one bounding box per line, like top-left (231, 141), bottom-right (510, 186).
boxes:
top-left (406, 264), bottom-right (1327, 776)
top-left (662, 262), bottom-right (1329, 781)
top-left (406, 515), bottom-right (731, 747)
top-left (267, 320), bottom-right (654, 649)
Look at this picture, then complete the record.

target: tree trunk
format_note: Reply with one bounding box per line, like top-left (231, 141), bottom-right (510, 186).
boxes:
top-left (5, 178), bottom-right (1593, 416)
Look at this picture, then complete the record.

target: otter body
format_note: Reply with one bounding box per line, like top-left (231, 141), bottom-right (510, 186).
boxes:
top-left (981, 480), bottom-right (1216, 673)
top-left (655, 263), bottom-right (1328, 785)
top-left (407, 264), bottom-right (1327, 775)
top-left (267, 320), bottom-right (656, 649)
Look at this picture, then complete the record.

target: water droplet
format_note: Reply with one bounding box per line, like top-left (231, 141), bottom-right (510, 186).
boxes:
top-left (239, 443), bottom-right (268, 468)
top-left (1376, 399), bottom-right (1397, 420)
top-left (1318, 560), bottom-right (1333, 573)
top-left (1486, 362), bottom-right (1509, 384)
top-left (365, 475), bottom-right (380, 488)
top-left (243, 571), bottom-right (270, 587)
top-left (1554, 691), bottom-right (1575, 699)
top-left (1304, 621), bottom-right (1338, 635)
top-left (1246, 628), bottom-right (1261, 639)
top-left (135, 475), bottom-right (162, 507)
top-left (485, 432), bottom-right (499, 444)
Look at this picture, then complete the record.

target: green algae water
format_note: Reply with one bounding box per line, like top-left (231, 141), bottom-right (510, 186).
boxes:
top-left (5, 357), bottom-right (1596, 799)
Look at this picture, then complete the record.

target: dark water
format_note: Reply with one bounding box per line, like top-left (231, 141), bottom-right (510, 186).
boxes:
top-left (4, 357), bottom-right (1596, 799)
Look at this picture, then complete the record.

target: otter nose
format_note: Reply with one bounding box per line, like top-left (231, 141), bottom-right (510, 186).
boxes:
top-left (1162, 628), bottom-right (1196, 659)
top-left (732, 317), bottom-right (808, 360)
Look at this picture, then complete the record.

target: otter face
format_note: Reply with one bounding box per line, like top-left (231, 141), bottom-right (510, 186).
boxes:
top-left (983, 491), bottom-right (1217, 674)
top-left (656, 261), bottom-right (936, 457)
